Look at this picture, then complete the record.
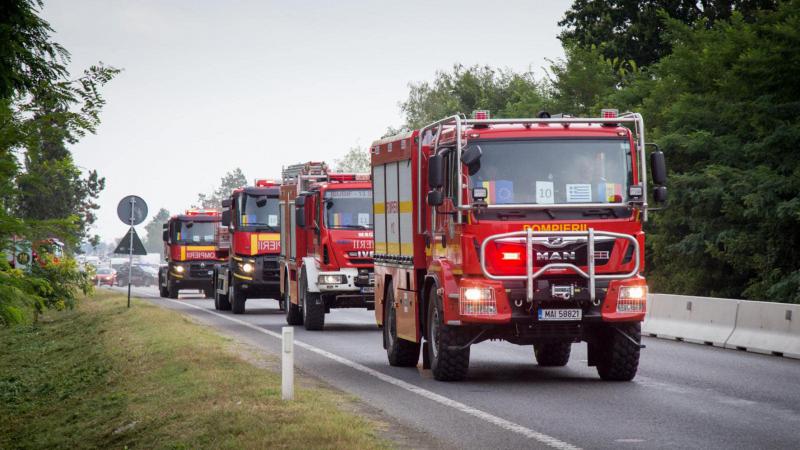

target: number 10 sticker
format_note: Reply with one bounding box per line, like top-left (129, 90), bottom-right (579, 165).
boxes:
top-left (536, 181), bottom-right (554, 204)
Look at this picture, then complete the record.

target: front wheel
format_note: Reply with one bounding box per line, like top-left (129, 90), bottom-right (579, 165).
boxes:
top-left (167, 280), bottom-right (179, 299)
top-left (301, 270), bottom-right (325, 331)
top-left (215, 273), bottom-right (231, 311)
top-left (594, 323), bottom-right (641, 381)
top-left (230, 283), bottom-right (246, 314)
top-left (427, 290), bottom-right (470, 381)
top-left (384, 285), bottom-right (420, 367)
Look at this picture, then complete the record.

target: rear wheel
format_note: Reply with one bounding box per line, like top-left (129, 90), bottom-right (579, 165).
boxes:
top-left (534, 341), bottom-right (572, 367)
top-left (595, 323), bottom-right (641, 381)
top-left (230, 283), bottom-right (246, 314)
top-left (301, 270), bottom-right (325, 330)
top-left (427, 290), bottom-right (470, 381)
top-left (384, 285), bottom-right (420, 367)
top-left (203, 287), bottom-right (213, 299)
top-left (285, 275), bottom-right (303, 325)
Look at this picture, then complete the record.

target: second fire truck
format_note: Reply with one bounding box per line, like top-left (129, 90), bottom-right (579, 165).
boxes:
top-left (213, 179), bottom-right (282, 314)
top-left (371, 110), bottom-right (667, 381)
top-left (279, 162), bottom-right (375, 330)
top-left (159, 209), bottom-right (226, 299)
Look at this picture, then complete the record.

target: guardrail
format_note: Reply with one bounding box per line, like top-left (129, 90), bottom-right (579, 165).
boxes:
top-left (643, 294), bottom-right (800, 359)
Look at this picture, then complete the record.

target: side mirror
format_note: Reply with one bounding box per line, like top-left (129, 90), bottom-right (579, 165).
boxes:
top-left (295, 206), bottom-right (305, 228)
top-left (295, 195), bottom-right (306, 207)
top-left (185, 221), bottom-right (194, 229)
top-left (653, 186), bottom-right (667, 203)
top-left (221, 209), bottom-right (231, 227)
top-left (255, 195), bottom-right (267, 207)
top-left (650, 150), bottom-right (667, 186)
top-left (427, 190), bottom-right (444, 206)
top-left (428, 154), bottom-right (443, 189)
top-left (461, 145), bottom-right (482, 176)
top-left (221, 198), bottom-right (232, 208)
top-left (162, 228), bottom-right (168, 242)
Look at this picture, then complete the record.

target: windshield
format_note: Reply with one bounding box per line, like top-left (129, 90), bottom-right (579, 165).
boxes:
top-left (239, 194), bottom-right (280, 230)
top-left (468, 139), bottom-right (632, 205)
top-left (97, 268), bottom-right (113, 275)
top-left (324, 189), bottom-right (373, 229)
top-left (175, 221), bottom-right (217, 244)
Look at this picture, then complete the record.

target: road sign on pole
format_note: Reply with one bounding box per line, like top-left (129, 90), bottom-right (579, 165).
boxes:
top-left (113, 227), bottom-right (147, 255)
top-left (117, 195), bottom-right (148, 308)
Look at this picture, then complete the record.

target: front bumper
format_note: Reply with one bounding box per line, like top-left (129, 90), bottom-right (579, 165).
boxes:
top-left (316, 268), bottom-right (375, 309)
top-left (169, 261), bottom-right (216, 289)
top-left (230, 255), bottom-right (281, 296)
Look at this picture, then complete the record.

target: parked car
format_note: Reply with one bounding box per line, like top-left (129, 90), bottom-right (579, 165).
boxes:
top-left (116, 264), bottom-right (157, 287)
top-left (93, 267), bottom-right (117, 286)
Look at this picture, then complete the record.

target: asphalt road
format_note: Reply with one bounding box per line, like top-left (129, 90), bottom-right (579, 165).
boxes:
top-left (116, 286), bottom-right (800, 449)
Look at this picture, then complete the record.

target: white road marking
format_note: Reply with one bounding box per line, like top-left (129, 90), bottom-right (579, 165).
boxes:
top-left (158, 296), bottom-right (580, 450)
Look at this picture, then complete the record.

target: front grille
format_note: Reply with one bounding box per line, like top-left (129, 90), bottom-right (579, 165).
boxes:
top-left (189, 264), bottom-right (212, 278)
top-left (349, 258), bottom-right (372, 265)
top-left (262, 257), bottom-right (279, 281)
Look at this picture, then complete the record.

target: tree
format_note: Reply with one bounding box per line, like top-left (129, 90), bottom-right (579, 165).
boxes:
top-left (195, 168), bottom-right (247, 209)
top-left (559, 0), bottom-right (778, 68)
top-left (400, 65), bottom-right (548, 128)
top-left (334, 146), bottom-right (370, 173)
top-left (143, 208), bottom-right (170, 256)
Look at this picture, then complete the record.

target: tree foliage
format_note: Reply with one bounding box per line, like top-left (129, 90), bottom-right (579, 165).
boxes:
top-left (334, 146), bottom-right (370, 173)
top-left (143, 208), bottom-right (170, 256)
top-left (558, 0), bottom-right (778, 68)
top-left (195, 168), bottom-right (247, 210)
top-left (1, 0), bottom-right (116, 324)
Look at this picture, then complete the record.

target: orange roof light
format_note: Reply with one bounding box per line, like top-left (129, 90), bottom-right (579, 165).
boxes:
top-left (255, 179), bottom-right (279, 187)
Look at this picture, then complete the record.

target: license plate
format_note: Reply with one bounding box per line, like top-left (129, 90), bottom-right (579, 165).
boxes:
top-left (361, 286), bottom-right (375, 294)
top-left (538, 309), bottom-right (582, 321)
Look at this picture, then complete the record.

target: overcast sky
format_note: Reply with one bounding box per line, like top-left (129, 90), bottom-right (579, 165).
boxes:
top-left (43, 0), bottom-right (572, 242)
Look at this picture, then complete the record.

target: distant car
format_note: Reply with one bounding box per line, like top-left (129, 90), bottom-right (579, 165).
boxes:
top-left (116, 265), bottom-right (157, 287)
top-left (93, 267), bottom-right (117, 286)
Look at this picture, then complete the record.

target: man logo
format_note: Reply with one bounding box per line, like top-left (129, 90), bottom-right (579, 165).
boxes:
top-left (536, 251), bottom-right (576, 261)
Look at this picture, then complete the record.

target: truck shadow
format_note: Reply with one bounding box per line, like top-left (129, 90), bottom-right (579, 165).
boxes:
top-left (319, 323), bottom-right (380, 332)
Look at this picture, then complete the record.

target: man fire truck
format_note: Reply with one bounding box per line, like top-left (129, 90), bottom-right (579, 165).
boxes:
top-left (370, 110), bottom-right (667, 381)
top-left (159, 209), bottom-right (226, 299)
top-left (279, 162), bottom-right (375, 330)
top-left (213, 179), bottom-right (282, 314)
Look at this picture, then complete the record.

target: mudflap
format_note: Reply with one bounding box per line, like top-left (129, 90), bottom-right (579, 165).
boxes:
top-left (422, 341), bottom-right (431, 370)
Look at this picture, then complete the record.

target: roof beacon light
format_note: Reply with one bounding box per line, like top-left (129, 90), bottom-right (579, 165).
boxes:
top-left (472, 110), bottom-right (490, 120)
top-left (255, 179), bottom-right (278, 187)
top-left (185, 208), bottom-right (219, 216)
top-left (601, 108), bottom-right (618, 119)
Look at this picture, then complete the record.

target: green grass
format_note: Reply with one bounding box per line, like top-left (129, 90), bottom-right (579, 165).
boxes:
top-left (0, 291), bottom-right (390, 449)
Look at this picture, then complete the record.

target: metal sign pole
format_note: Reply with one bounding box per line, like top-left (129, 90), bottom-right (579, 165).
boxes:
top-left (128, 197), bottom-right (135, 308)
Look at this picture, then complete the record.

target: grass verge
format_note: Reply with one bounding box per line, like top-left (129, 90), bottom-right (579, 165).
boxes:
top-left (0, 290), bottom-right (389, 449)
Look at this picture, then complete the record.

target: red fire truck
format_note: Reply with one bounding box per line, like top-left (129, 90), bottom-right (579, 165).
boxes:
top-left (279, 162), bottom-right (375, 330)
top-left (213, 179), bottom-right (282, 314)
top-left (159, 209), bottom-right (226, 299)
top-left (370, 110), bottom-right (667, 381)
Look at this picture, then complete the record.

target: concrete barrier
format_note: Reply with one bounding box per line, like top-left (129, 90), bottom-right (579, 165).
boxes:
top-left (724, 301), bottom-right (800, 359)
top-left (643, 294), bottom-right (739, 347)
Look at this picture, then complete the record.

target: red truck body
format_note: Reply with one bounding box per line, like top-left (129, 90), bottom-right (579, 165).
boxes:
top-left (159, 209), bottom-right (226, 298)
top-left (213, 179), bottom-right (282, 314)
top-left (279, 162), bottom-right (375, 330)
top-left (370, 111), bottom-right (666, 381)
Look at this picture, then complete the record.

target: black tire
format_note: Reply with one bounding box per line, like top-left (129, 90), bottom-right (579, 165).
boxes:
top-left (427, 290), bottom-right (470, 381)
top-left (203, 287), bottom-right (213, 299)
top-left (159, 271), bottom-right (169, 298)
top-left (285, 275), bottom-right (303, 325)
top-left (595, 323), bottom-right (641, 381)
top-left (534, 341), bottom-right (572, 367)
top-left (301, 270), bottom-right (325, 330)
top-left (384, 285), bottom-right (420, 366)
top-left (230, 282), bottom-right (246, 314)
top-left (167, 280), bottom-right (179, 299)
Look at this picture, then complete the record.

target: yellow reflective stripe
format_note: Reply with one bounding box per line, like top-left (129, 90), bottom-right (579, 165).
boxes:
top-left (180, 246), bottom-right (186, 260)
top-left (374, 203), bottom-right (385, 214)
top-left (233, 272), bottom-right (252, 281)
top-left (185, 245), bottom-right (215, 251)
top-left (399, 201), bottom-right (412, 213)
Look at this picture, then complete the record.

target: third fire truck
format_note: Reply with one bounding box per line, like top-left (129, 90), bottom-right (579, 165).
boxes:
top-left (370, 110), bottom-right (667, 381)
top-left (279, 162), bottom-right (375, 330)
top-left (213, 180), bottom-right (282, 314)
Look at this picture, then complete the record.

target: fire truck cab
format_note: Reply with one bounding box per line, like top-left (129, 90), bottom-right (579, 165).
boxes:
top-left (371, 110), bottom-right (667, 381)
top-left (213, 179), bottom-right (282, 314)
top-left (279, 162), bottom-right (375, 330)
top-left (159, 209), bottom-right (225, 299)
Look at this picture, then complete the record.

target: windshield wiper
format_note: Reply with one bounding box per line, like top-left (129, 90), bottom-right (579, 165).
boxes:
top-left (583, 208), bottom-right (618, 218)
top-left (334, 224), bottom-right (371, 229)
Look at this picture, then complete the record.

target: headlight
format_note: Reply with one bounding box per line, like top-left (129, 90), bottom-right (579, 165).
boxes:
top-left (617, 285), bottom-right (647, 313)
top-left (459, 287), bottom-right (496, 315)
top-left (241, 263), bottom-right (254, 273)
top-left (175, 265), bottom-right (185, 273)
top-left (318, 274), bottom-right (346, 285)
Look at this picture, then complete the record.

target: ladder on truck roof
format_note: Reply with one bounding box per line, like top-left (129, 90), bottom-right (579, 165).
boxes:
top-left (281, 161), bottom-right (329, 190)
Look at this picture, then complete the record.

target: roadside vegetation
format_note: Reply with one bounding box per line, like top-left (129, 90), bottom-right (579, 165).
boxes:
top-left (0, 290), bottom-right (388, 449)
